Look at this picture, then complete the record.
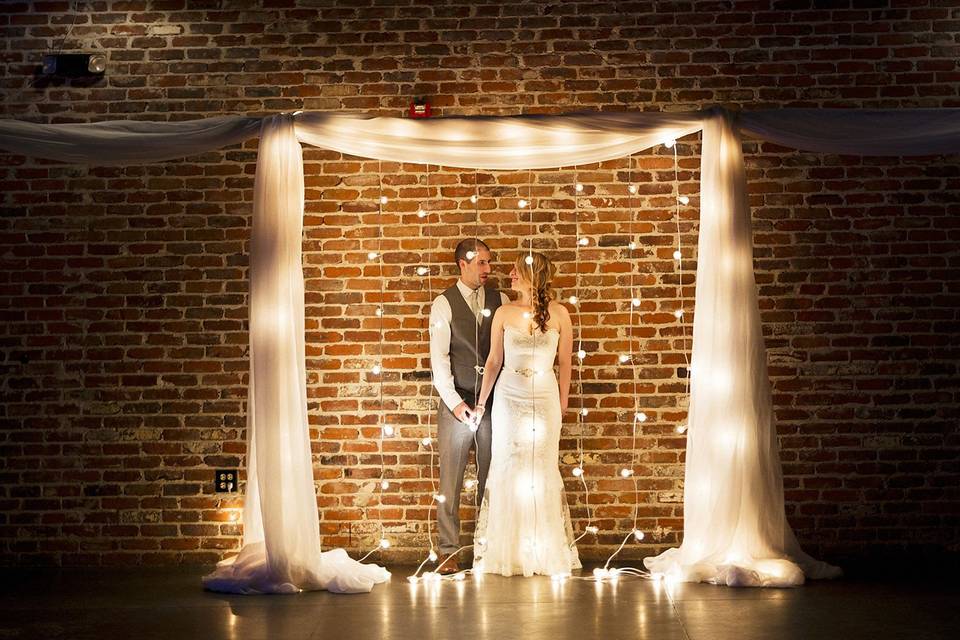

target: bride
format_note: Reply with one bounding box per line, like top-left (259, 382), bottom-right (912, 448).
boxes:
top-left (468, 252), bottom-right (581, 577)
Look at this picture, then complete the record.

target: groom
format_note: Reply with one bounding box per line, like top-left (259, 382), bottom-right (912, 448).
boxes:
top-left (429, 238), bottom-right (507, 575)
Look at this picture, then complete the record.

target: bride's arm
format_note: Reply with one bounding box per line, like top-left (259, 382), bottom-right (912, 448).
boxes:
top-left (556, 303), bottom-right (573, 412)
top-left (474, 307), bottom-right (506, 410)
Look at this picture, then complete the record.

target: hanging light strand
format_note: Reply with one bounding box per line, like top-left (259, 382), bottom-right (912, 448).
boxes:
top-left (673, 143), bottom-right (691, 434)
top-left (570, 168), bottom-right (596, 546)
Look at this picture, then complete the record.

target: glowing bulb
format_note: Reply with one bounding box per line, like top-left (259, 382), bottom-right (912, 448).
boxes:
top-left (578, 237), bottom-right (589, 246)
top-left (572, 466), bottom-right (583, 477)
top-left (477, 537), bottom-right (487, 546)
top-left (631, 298), bottom-right (641, 307)
top-left (522, 312), bottom-right (531, 319)
top-left (568, 295), bottom-right (578, 304)
top-left (408, 576), bottom-right (420, 584)
top-left (379, 538), bottom-right (390, 549)
top-left (628, 241), bottom-right (636, 250)
top-left (417, 266), bottom-right (428, 275)
top-left (375, 307), bottom-right (383, 316)
top-left (628, 184), bottom-right (637, 194)
top-left (379, 195), bottom-right (388, 205)
top-left (372, 364), bottom-right (382, 375)
top-left (466, 250), bottom-right (476, 260)
top-left (577, 349), bottom-right (586, 359)
top-left (676, 424), bottom-right (687, 434)
top-left (465, 479), bottom-right (477, 489)
top-left (481, 308), bottom-right (491, 317)
top-left (551, 573), bottom-right (569, 582)
top-left (620, 468), bottom-right (633, 478)
top-left (674, 309), bottom-right (684, 318)
top-left (367, 251), bottom-right (378, 260)
top-left (580, 408), bottom-right (589, 416)
top-left (382, 425), bottom-right (395, 436)
top-left (678, 195), bottom-right (690, 205)
top-left (633, 529), bottom-right (645, 541)
top-left (593, 568), bottom-right (608, 580)
top-left (586, 525), bottom-right (599, 535)
top-left (673, 250), bottom-right (682, 260)
top-left (664, 139), bottom-right (676, 148)
top-left (635, 412), bottom-right (647, 422)
top-left (518, 199), bottom-right (528, 208)
top-left (421, 437), bottom-right (432, 446)
top-left (434, 494), bottom-right (446, 503)
top-left (619, 354), bottom-right (630, 363)
top-left (468, 422), bottom-right (479, 433)
top-left (452, 573), bottom-right (466, 581)
top-left (470, 194), bottom-right (478, 203)
top-left (380, 479), bottom-right (391, 490)
top-left (525, 255), bottom-right (533, 265)
top-left (575, 183), bottom-right (584, 192)
top-left (417, 208), bottom-right (426, 218)
top-left (428, 549), bottom-right (438, 562)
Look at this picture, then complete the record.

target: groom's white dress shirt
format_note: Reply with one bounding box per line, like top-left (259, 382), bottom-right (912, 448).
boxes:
top-left (429, 279), bottom-right (509, 411)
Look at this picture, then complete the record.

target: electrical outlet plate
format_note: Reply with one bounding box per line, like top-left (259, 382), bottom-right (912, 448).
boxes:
top-left (215, 469), bottom-right (238, 493)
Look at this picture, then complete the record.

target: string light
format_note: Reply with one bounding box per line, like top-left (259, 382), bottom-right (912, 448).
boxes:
top-left (674, 309), bottom-right (684, 319)
top-left (367, 251), bottom-right (378, 260)
top-left (481, 308), bottom-right (491, 317)
top-left (382, 424), bottom-right (394, 437)
top-left (631, 298), bottom-right (641, 307)
top-left (372, 363), bottom-right (382, 375)
top-left (518, 198), bottom-right (528, 208)
top-left (380, 195), bottom-right (388, 205)
top-left (620, 468), bottom-right (634, 478)
top-left (678, 195), bottom-right (690, 205)
top-left (628, 184), bottom-right (637, 194)
top-left (418, 208), bottom-right (426, 218)
top-left (572, 466), bottom-right (583, 477)
top-left (578, 237), bottom-right (589, 246)
top-left (673, 250), bottom-right (682, 260)
top-left (676, 424), bottom-right (688, 434)
top-left (379, 538), bottom-right (391, 549)
top-left (470, 194), bottom-right (478, 203)
top-left (575, 183), bottom-right (583, 192)
top-left (466, 250), bottom-right (476, 260)
top-left (525, 255), bottom-right (533, 265)
top-left (421, 437), bottom-right (431, 447)
top-left (417, 266), bottom-right (428, 275)
top-left (619, 354), bottom-right (630, 363)
top-left (568, 295), bottom-right (578, 305)
top-left (577, 349), bottom-right (586, 360)
top-left (664, 139), bottom-right (676, 148)
top-left (433, 493), bottom-right (446, 504)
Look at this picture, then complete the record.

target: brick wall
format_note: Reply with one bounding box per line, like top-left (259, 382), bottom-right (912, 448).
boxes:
top-left (1, 0), bottom-right (958, 567)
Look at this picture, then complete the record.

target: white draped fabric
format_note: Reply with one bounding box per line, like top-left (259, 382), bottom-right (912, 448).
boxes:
top-left (294, 111), bottom-right (704, 169)
top-left (4, 108), bottom-right (954, 591)
top-left (201, 115), bottom-right (390, 594)
top-left (0, 116), bottom-right (260, 164)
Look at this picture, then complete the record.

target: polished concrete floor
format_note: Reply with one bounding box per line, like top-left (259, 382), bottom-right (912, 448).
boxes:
top-left (1, 565), bottom-right (957, 640)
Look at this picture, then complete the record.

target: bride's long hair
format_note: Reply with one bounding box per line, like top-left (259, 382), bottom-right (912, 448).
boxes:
top-left (514, 252), bottom-right (557, 334)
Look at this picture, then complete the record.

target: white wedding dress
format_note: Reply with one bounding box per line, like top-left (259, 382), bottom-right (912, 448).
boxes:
top-left (473, 325), bottom-right (581, 577)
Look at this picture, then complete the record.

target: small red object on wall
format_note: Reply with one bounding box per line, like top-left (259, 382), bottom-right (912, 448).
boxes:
top-left (409, 97), bottom-right (431, 118)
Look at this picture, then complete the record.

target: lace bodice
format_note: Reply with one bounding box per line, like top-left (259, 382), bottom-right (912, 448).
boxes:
top-left (502, 326), bottom-right (559, 376)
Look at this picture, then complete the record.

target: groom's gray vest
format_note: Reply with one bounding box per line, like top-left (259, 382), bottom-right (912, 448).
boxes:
top-left (441, 285), bottom-right (503, 408)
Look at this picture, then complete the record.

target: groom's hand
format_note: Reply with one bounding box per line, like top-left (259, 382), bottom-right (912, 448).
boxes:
top-left (453, 402), bottom-right (470, 422)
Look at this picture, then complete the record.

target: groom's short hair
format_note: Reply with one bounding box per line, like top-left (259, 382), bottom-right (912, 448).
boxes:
top-left (454, 238), bottom-right (490, 268)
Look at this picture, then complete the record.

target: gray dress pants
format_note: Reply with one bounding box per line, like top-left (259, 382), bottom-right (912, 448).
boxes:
top-left (437, 401), bottom-right (493, 554)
